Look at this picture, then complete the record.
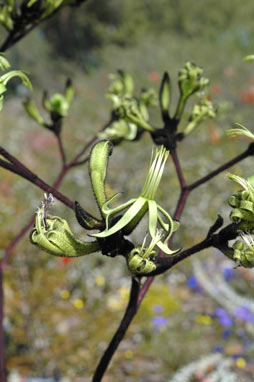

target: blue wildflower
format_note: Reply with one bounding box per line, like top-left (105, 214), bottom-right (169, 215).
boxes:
top-left (214, 307), bottom-right (234, 327)
top-left (223, 328), bottom-right (232, 339)
top-left (212, 344), bottom-right (224, 353)
top-left (223, 267), bottom-right (234, 281)
top-left (152, 305), bottom-right (164, 314)
top-left (234, 305), bottom-right (254, 323)
top-left (187, 275), bottom-right (202, 293)
top-left (152, 316), bottom-right (167, 327)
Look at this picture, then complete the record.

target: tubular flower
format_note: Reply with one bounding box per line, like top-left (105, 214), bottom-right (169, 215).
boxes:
top-left (30, 194), bottom-right (99, 257)
top-left (228, 173), bottom-right (254, 230)
top-left (233, 234), bottom-right (254, 268)
top-left (227, 123), bottom-right (254, 140)
top-left (92, 146), bottom-right (179, 255)
top-left (127, 230), bottom-right (163, 274)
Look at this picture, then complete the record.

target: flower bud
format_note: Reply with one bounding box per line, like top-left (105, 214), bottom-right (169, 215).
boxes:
top-left (178, 62), bottom-right (209, 98)
top-left (23, 98), bottom-right (45, 125)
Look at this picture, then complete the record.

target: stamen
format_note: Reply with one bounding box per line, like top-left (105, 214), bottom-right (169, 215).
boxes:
top-left (241, 232), bottom-right (254, 250)
top-left (141, 146), bottom-right (169, 200)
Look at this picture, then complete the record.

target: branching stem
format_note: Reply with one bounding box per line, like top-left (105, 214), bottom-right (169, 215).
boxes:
top-left (92, 142), bottom-right (254, 380)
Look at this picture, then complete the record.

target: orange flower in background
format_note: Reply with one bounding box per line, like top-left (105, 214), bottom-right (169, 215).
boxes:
top-left (224, 66), bottom-right (235, 77)
top-left (239, 86), bottom-right (254, 104)
top-left (211, 84), bottom-right (222, 95)
top-left (148, 71), bottom-right (160, 83)
top-left (60, 257), bottom-right (73, 265)
top-left (209, 125), bottom-right (221, 144)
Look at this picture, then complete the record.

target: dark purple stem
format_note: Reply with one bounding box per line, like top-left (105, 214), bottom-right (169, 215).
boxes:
top-left (188, 143), bottom-right (254, 191)
top-left (92, 277), bottom-right (140, 382)
top-left (56, 135), bottom-right (67, 167)
top-left (0, 158), bottom-right (75, 209)
top-left (0, 21), bottom-right (40, 52)
top-left (171, 149), bottom-right (186, 188)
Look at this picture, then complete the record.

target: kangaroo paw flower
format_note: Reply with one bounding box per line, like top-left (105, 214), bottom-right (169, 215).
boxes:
top-left (92, 146), bottom-right (179, 255)
top-left (30, 194), bottom-right (99, 257)
top-left (127, 230), bottom-right (163, 274)
top-left (233, 234), bottom-right (254, 268)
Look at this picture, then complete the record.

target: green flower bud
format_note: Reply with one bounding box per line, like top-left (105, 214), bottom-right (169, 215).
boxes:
top-left (64, 78), bottom-right (75, 106)
top-left (23, 98), bottom-right (45, 125)
top-left (0, 54), bottom-right (10, 71)
top-left (75, 201), bottom-right (104, 230)
top-left (159, 72), bottom-right (171, 122)
top-left (140, 88), bottom-right (158, 109)
top-left (97, 120), bottom-right (137, 142)
top-left (89, 140), bottom-right (113, 217)
top-left (49, 93), bottom-right (69, 116)
top-left (184, 98), bottom-right (216, 136)
top-left (0, 5), bottom-right (14, 30)
top-left (178, 62), bottom-right (209, 97)
top-left (243, 55), bottom-right (254, 63)
top-left (175, 62), bottom-right (209, 120)
top-left (115, 97), bottom-right (154, 132)
top-left (107, 70), bottom-right (134, 98)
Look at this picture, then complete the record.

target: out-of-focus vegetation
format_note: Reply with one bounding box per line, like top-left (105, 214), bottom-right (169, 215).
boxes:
top-left (1, 0), bottom-right (254, 381)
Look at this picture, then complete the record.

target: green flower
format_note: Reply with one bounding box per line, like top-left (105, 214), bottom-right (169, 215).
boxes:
top-left (227, 123), bottom-right (254, 140)
top-left (228, 173), bottom-right (254, 226)
top-left (184, 97), bottom-right (216, 136)
top-left (243, 55), bottom-right (254, 63)
top-left (92, 146), bottom-right (179, 255)
top-left (127, 230), bottom-right (163, 274)
top-left (23, 98), bottom-right (46, 126)
top-left (30, 194), bottom-right (99, 257)
top-left (97, 120), bottom-right (137, 142)
top-left (115, 97), bottom-right (155, 132)
top-left (233, 234), bottom-right (254, 268)
top-left (107, 70), bottom-right (134, 99)
top-left (0, 69), bottom-right (32, 111)
top-left (175, 62), bottom-right (209, 120)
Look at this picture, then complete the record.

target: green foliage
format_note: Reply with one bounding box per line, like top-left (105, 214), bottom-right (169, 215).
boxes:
top-left (40, 0), bottom-right (254, 69)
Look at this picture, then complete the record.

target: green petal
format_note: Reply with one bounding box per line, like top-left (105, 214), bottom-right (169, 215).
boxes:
top-left (102, 194), bottom-right (136, 229)
top-left (1, 70), bottom-right (32, 90)
top-left (148, 201), bottom-right (178, 255)
top-left (228, 173), bottom-right (254, 202)
top-left (92, 197), bottom-right (147, 238)
top-left (157, 204), bottom-right (174, 237)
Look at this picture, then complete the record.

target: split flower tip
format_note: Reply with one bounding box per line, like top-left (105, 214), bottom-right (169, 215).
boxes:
top-left (30, 194), bottom-right (99, 257)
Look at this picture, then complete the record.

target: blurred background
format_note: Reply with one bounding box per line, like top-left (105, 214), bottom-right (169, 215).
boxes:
top-left (0, 0), bottom-right (254, 381)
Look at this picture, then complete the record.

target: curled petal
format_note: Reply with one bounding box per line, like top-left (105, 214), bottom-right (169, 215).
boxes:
top-left (102, 194), bottom-right (136, 230)
top-left (92, 197), bottom-right (147, 238)
top-left (31, 213), bottom-right (99, 257)
top-left (148, 201), bottom-right (178, 255)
